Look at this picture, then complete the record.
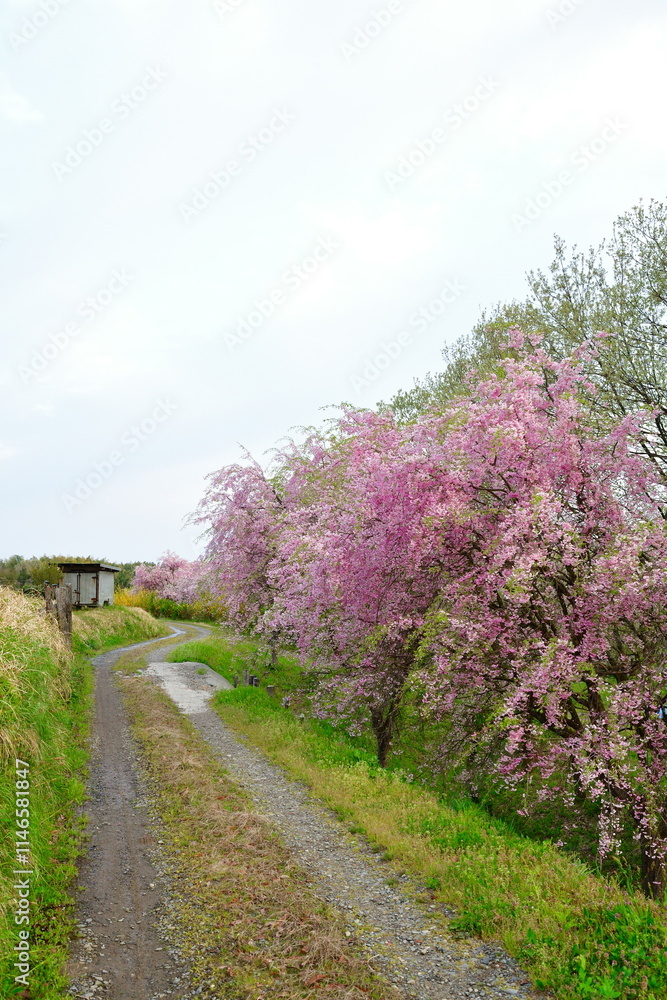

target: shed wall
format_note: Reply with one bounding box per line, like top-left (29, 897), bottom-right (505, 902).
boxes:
top-left (99, 572), bottom-right (115, 604)
top-left (61, 570), bottom-right (117, 605)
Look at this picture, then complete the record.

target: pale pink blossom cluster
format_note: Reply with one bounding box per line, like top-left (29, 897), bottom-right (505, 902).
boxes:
top-left (195, 333), bottom-right (667, 896)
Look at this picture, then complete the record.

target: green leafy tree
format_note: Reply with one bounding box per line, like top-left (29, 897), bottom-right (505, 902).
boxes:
top-left (389, 199), bottom-right (667, 484)
top-left (0, 555), bottom-right (144, 594)
top-left (115, 562), bottom-right (152, 589)
top-left (0, 555), bottom-right (60, 592)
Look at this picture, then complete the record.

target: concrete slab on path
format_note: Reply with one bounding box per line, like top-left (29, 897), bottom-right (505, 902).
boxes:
top-left (143, 660), bottom-right (233, 715)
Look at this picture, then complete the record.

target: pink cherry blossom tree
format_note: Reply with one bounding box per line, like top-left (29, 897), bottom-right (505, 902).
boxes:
top-left (265, 412), bottom-right (456, 765)
top-left (411, 335), bottom-right (667, 897)
top-left (193, 419), bottom-right (452, 762)
top-left (191, 454), bottom-right (285, 662)
top-left (194, 332), bottom-right (667, 895)
top-left (132, 551), bottom-right (211, 604)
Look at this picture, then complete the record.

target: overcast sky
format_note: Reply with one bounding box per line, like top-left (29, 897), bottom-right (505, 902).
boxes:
top-left (1, 0), bottom-right (665, 564)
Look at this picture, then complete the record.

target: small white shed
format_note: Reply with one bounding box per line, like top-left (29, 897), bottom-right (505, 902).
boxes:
top-left (58, 563), bottom-right (120, 608)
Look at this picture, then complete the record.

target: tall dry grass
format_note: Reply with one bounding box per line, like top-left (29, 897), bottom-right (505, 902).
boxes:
top-left (0, 587), bottom-right (71, 764)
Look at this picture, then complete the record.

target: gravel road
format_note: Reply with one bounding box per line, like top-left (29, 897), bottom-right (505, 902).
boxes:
top-left (143, 641), bottom-right (546, 1000)
top-left (68, 626), bottom-right (546, 1000)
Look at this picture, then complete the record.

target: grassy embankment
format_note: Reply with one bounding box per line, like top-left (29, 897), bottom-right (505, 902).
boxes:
top-left (71, 603), bottom-right (171, 654)
top-left (172, 628), bottom-right (667, 1000)
top-left (0, 594), bottom-right (168, 998)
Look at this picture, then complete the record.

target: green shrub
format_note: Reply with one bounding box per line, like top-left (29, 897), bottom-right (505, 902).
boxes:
top-left (115, 588), bottom-right (226, 622)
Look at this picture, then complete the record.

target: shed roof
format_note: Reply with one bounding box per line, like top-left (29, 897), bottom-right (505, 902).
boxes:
top-left (58, 562), bottom-right (121, 574)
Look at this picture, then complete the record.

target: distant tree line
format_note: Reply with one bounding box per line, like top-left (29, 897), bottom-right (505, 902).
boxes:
top-left (0, 556), bottom-right (151, 594)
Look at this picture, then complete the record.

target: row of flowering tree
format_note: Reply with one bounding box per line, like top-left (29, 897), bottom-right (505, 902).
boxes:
top-left (127, 552), bottom-right (225, 621)
top-left (194, 333), bottom-right (667, 898)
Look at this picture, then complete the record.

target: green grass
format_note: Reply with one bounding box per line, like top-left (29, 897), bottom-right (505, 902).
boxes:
top-left (71, 604), bottom-right (170, 653)
top-left (167, 629), bottom-right (301, 690)
top-left (0, 591), bottom-right (171, 998)
top-left (207, 643), bottom-right (667, 1000)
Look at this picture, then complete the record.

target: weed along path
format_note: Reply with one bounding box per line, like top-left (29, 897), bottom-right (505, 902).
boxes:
top-left (69, 623), bottom-right (544, 1000)
top-left (67, 622), bottom-right (213, 1000)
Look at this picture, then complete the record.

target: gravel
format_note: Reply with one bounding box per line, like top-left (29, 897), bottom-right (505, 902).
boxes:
top-left (144, 648), bottom-right (548, 1000)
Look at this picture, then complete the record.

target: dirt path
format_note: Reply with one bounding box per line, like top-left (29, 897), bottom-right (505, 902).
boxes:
top-left (69, 625), bottom-right (543, 1000)
top-left (178, 712), bottom-right (538, 1000)
top-left (144, 645), bottom-right (542, 1000)
top-left (66, 623), bottom-right (212, 1000)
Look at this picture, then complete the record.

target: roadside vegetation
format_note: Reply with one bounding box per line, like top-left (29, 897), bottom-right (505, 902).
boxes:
top-left (0, 592), bottom-right (169, 998)
top-left (71, 604), bottom-right (170, 653)
top-left (116, 586), bottom-right (225, 622)
top-left (181, 628), bottom-right (667, 1000)
top-left (0, 588), bottom-right (90, 997)
top-left (121, 672), bottom-right (397, 1000)
top-left (167, 627), bottom-right (300, 688)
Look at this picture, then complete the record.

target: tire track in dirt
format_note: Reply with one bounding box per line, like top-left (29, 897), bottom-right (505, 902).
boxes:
top-left (66, 623), bottom-right (211, 1000)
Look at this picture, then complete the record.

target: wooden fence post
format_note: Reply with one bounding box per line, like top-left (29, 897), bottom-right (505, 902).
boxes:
top-left (56, 584), bottom-right (73, 648)
top-left (46, 583), bottom-right (72, 649)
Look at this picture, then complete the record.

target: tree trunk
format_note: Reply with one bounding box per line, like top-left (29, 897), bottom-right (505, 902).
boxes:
top-left (640, 830), bottom-right (667, 901)
top-left (370, 698), bottom-right (401, 768)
